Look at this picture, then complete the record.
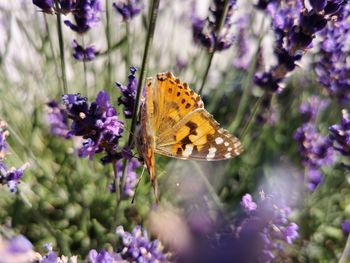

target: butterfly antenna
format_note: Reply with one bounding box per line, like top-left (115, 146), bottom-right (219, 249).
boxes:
top-left (131, 165), bottom-right (146, 204)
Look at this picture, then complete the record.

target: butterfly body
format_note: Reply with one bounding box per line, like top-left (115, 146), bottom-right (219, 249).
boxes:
top-left (135, 72), bottom-right (243, 200)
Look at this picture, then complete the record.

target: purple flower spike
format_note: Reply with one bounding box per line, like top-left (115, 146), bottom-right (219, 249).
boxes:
top-left (191, 0), bottom-right (237, 51)
top-left (329, 109), bottom-right (350, 156)
top-left (117, 66), bottom-right (138, 119)
top-left (88, 249), bottom-right (123, 263)
top-left (113, 0), bottom-right (143, 21)
top-left (72, 40), bottom-right (99, 62)
top-left (64, 0), bottom-right (102, 34)
top-left (8, 235), bottom-right (33, 253)
top-left (299, 95), bottom-right (328, 123)
top-left (62, 91), bottom-right (124, 161)
top-left (32, 0), bottom-right (54, 14)
top-left (46, 101), bottom-right (70, 138)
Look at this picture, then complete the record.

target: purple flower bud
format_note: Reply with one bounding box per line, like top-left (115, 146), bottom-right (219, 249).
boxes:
top-left (46, 101), bottom-right (70, 138)
top-left (117, 66), bottom-right (138, 119)
top-left (241, 194), bottom-right (258, 213)
top-left (342, 220), bottom-right (350, 234)
top-left (8, 235), bottom-right (33, 253)
top-left (113, 0), bottom-right (143, 21)
top-left (329, 109), bottom-right (350, 156)
top-left (72, 40), bottom-right (99, 62)
top-left (32, 0), bottom-right (54, 14)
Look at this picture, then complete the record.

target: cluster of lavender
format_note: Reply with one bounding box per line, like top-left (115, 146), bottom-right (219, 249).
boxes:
top-left (315, 3), bottom-right (350, 103)
top-left (33, 0), bottom-right (101, 61)
top-left (46, 100), bottom-right (70, 138)
top-left (232, 15), bottom-right (252, 70)
top-left (329, 109), bottom-right (350, 159)
top-left (62, 91), bottom-right (125, 161)
top-left (254, 0), bottom-right (347, 94)
top-left (191, 0), bottom-right (237, 51)
top-left (0, 121), bottom-right (28, 192)
top-left (239, 192), bottom-right (299, 262)
top-left (1, 225), bottom-right (169, 262)
top-left (294, 96), bottom-right (334, 190)
top-left (113, 0), bottom-right (143, 21)
top-left (115, 225), bottom-right (171, 262)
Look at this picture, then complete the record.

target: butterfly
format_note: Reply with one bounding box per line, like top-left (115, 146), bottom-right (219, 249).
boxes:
top-left (135, 72), bottom-right (243, 201)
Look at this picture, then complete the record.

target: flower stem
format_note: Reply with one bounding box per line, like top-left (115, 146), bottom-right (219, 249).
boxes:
top-left (125, 21), bottom-right (132, 74)
top-left (82, 36), bottom-right (88, 98)
top-left (44, 13), bottom-right (62, 96)
top-left (105, 0), bottom-right (112, 92)
top-left (339, 233), bottom-right (350, 263)
top-left (120, 0), bottom-right (160, 200)
top-left (198, 0), bottom-right (231, 95)
top-left (56, 11), bottom-right (68, 94)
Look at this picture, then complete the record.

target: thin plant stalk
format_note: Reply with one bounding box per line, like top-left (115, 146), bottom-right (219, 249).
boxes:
top-left (339, 233), bottom-right (350, 263)
top-left (44, 14), bottom-right (62, 95)
top-left (105, 0), bottom-right (112, 92)
top-left (198, 0), bottom-right (231, 95)
top-left (82, 36), bottom-right (88, 97)
top-left (125, 21), bottom-right (132, 74)
top-left (119, 0), bottom-right (161, 202)
top-left (56, 11), bottom-right (68, 94)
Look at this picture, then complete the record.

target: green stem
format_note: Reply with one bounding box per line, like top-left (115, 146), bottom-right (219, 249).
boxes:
top-left (56, 11), bottom-right (68, 94)
top-left (44, 13), bottom-right (62, 96)
top-left (339, 234), bottom-right (350, 263)
top-left (198, 0), bottom-right (231, 95)
top-left (239, 95), bottom-right (264, 141)
top-left (120, 0), bottom-right (160, 201)
top-left (82, 36), bottom-right (88, 97)
top-left (105, 0), bottom-right (112, 92)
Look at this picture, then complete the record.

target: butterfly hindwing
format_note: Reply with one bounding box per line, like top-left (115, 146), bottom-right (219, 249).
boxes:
top-left (155, 108), bottom-right (243, 160)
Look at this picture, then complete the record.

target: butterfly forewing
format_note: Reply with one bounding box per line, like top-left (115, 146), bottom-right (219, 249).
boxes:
top-left (148, 72), bottom-right (243, 161)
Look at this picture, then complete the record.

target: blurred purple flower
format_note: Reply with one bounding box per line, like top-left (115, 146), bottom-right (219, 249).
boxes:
top-left (240, 193), bottom-right (257, 213)
top-left (113, 0), bottom-right (143, 21)
top-left (329, 109), bottom-right (350, 156)
top-left (254, 0), bottom-right (347, 93)
top-left (46, 100), bottom-right (70, 138)
top-left (8, 235), bottom-right (33, 253)
top-left (62, 91), bottom-right (124, 161)
top-left (64, 0), bottom-right (102, 34)
top-left (110, 158), bottom-right (140, 197)
top-left (315, 5), bottom-right (350, 103)
top-left (116, 67), bottom-right (138, 119)
top-left (0, 121), bottom-right (8, 159)
top-left (299, 95), bottom-right (328, 123)
top-left (342, 220), bottom-right (350, 234)
top-left (88, 249), bottom-right (123, 263)
top-left (232, 16), bottom-right (252, 70)
top-left (294, 123), bottom-right (334, 168)
top-left (32, 0), bottom-right (54, 14)
top-left (115, 225), bottom-right (171, 262)
top-left (72, 39), bottom-right (99, 62)
top-left (191, 0), bottom-right (237, 51)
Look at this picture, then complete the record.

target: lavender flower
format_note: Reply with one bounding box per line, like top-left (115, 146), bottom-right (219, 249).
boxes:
top-left (191, 0), bottom-right (237, 51)
top-left (0, 235), bottom-right (39, 262)
top-left (110, 158), bottom-right (140, 197)
top-left (329, 109), bottom-right (350, 156)
top-left (32, 0), bottom-right (54, 14)
top-left (294, 123), bottom-right (334, 168)
top-left (88, 249), bottom-right (124, 263)
top-left (46, 101), bottom-right (70, 138)
top-left (62, 91), bottom-right (124, 161)
top-left (116, 67), bottom-right (138, 119)
top-left (238, 192), bottom-right (299, 262)
top-left (113, 0), bottom-right (143, 21)
top-left (115, 225), bottom-right (171, 262)
top-left (233, 16), bottom-right (252, 70)
top-left (0, 121), bottom-right (9, 159)
top-left (299, 95), bottom-right (328, 123)
top-left (240, 193), bottom-right (257, 213)
top-left (315, 4), bottom-right (350, 103)
top-left (72, 39), bottom-right (99, 61)
top-left (342, 220), bottom-right (350, 234)
top-left (64, 0), bottom-right (102, 34)
top-left (254, 0), bottom-right (347, 93)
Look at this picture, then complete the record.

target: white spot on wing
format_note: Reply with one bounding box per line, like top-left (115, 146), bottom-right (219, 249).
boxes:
top-left (228, 147), bottom-right (232, 152)
top-left (183, 144), bottom-right (194, 157)
top-left (225, 153), bottom-right (231, 158)
top-left (206, 147), bottom-right (217, 159)
top-left (224, 142), bottom-right (229, 146)
top-left (215, 137), bottom-right (224, 144)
